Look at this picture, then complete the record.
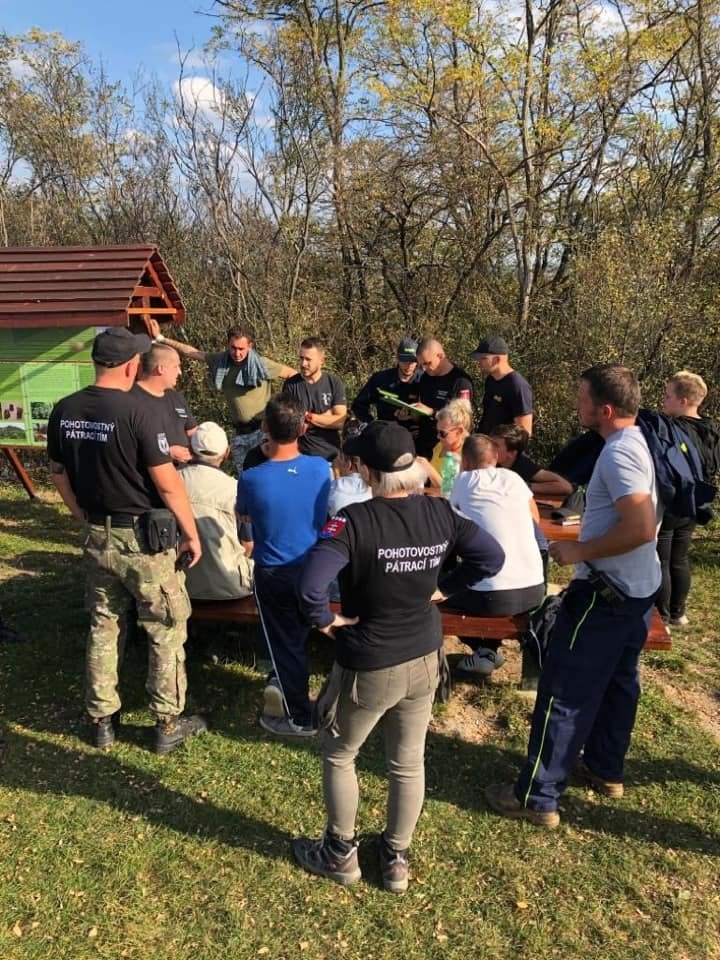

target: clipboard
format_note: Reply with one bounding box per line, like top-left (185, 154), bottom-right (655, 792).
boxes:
top-left (377, 388), bottom-right (433, 416)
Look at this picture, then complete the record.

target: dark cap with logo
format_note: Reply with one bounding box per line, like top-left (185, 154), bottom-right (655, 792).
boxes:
top-left (470, 335), bottom-right (509, 359)
top-left (92, 327), bottom-right (152, 366)
top-left (343, 420), bottom-right (416, 472)
top-left (396, 337), bottom-right (419, 362)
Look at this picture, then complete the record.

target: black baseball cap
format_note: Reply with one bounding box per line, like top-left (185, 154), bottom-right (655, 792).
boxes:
top-left (396, 337), bottom-right (419, 362)
top-left (92, 327), bottom-right (152, 366)
top-left (343, 420), bottom-right (416, 472)
top-left (470, 335), bottom-right (509, 359)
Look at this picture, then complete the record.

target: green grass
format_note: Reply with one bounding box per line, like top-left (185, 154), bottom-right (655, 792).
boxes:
top-left (1, 482), bottom-right (719, 960)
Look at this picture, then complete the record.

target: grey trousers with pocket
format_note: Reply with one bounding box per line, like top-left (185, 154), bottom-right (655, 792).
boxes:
top-left (322, 650), bottom-right (440, 851)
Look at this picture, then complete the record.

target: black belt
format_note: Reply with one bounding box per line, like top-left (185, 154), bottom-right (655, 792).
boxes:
top-left (87, 512), bottom-right (141, 528)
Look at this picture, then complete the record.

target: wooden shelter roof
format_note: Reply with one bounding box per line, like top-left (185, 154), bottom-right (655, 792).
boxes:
top-left (0, 244), bottom-right (185, 328)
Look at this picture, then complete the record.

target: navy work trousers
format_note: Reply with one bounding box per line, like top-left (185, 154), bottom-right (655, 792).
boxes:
top-left (515, 579), bottom-right (655, 812)
top-left (254, 562), bottom-right (312, 727)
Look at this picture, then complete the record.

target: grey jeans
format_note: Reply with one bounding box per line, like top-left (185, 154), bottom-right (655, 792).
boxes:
top-left (323, 650), bottom-right (440, 851)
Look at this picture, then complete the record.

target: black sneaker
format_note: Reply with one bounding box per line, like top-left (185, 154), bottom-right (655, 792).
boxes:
top-left (89, 712), bottom-right (119, 749)
top-left (378, 833), bottom-right (409, 893)
top-left (292, 832), bottom-right (361, 886)
top-left (154, 714), bottom-right (209, 755)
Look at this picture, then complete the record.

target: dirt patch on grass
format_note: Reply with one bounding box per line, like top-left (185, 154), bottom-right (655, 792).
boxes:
top-left (644, 665), bottom-right (720, 744)
top-left (429, 637), bottom-right (527, 745)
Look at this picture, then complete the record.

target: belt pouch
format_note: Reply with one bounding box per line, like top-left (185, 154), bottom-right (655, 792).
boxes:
top-left (141, 509), bottom-right (178, 553)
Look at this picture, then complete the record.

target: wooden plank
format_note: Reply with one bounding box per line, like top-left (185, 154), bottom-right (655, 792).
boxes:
top-left (0, 291), bottom-right (132, 304)
top-left (0, 247), bottom-right (153, 263)
top-left (0, 280), bottom-right (143, 294)
top-left (0, 269), bottom-right (142, 282)
top-left (0, 244), bottom-right (154, 255)
top-left (0, 300), bottom-right (131, 313)
top-left (188, 597), bottom-right (671, 651)
top-left (0, 260), bottom-right (146, 274)
top-left (132, 285), bottom-right (162, 297)
top-left (127, 307), bottom-right (178, 315)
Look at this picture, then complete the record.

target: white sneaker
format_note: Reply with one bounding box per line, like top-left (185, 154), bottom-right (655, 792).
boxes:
top-left (263, 678), bottom-right (285, 718)
top-left (259, 714), bottom-right (316, 738)
top-left (669, 614), bottom-right (689, 627)
top-left (456, 647), bottom-right (505, 677)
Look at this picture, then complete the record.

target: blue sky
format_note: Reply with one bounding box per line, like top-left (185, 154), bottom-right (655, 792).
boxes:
top-left (1, 0), bottom-right (219, 85)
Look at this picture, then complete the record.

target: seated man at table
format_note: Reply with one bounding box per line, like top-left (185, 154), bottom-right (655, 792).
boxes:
top-left (442, 434), bottom-right (545, 677)
top-left (490, 424), bottom-right (572, 498)
top-left (180, 421), bottom-right (254, 601)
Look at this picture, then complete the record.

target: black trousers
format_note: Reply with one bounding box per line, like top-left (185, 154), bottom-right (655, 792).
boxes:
top-left (254, 562), bottom-right (312, 726)
top-left (656, 514), bottom-right (695, 619)
top-left (442, 583), bottom-right (545, 651)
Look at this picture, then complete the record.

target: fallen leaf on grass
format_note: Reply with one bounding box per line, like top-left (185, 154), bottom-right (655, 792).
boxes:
top-left (516, 900), bottom-right (529, 910)
top-left (88, 926), bottom-right (98, 938)
top-left (12, 921), bottom-right (22, 937)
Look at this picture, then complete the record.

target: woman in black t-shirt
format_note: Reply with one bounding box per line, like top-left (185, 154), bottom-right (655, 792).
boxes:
top-left (293, 421), bottom-right (503, 893)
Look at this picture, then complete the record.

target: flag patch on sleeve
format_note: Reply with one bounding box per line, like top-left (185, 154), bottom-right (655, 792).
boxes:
top-left (320, 516), bottom-right (347, 539)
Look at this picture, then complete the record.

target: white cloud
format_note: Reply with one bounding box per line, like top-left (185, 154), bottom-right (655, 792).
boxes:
top-left (174, 76), bottom-right (226, 119)
top-left (586, 2), bottom-right (624, 34)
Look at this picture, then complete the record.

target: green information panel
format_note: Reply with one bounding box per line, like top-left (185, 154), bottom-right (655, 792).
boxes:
top-left (0, 327), bottom-right (99, 447)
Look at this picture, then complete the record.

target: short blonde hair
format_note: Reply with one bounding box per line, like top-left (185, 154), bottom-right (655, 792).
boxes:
top-left (437, 398), bottom-right (473, 433)
top-left (669, 370), bottom-right (708, 407)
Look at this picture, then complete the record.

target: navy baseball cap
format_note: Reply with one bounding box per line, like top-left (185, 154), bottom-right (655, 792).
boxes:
top-left (470, 335), bottom-right (509, 359)
top-left (92, 327), bottom-right (151, 366)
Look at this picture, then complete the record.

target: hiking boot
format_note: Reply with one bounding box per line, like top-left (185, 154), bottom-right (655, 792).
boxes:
top-left (378, 833), bottom-right (409, 894)
top-left (292, 832), bottom-right (361, 886)
top-left (154, 714), bottom-right (209, 755)
top-left (484, 783), bottom-right (560, 829)
top-left (259, 714), bottom-right (316, 738)
top-left (263, 678), bottom-right (285, 718)
top-left (456, 647), bottom-right (505, 677)
top-left (88, 712), bottom-right (119, 749)
top-left (575, 759), bottom-right (624, 799)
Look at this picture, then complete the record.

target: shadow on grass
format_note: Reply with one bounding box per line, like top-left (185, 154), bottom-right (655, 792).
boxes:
top-left (0, 495), bottom-right (80, 550)
top-left (0, 729), bottom-right (294, 861)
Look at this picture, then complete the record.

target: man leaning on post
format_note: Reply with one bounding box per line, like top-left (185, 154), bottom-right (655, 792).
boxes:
top-left (47, 327), bottom-right (208, 755)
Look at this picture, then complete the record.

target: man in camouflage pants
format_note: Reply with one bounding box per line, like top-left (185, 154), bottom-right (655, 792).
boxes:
top-left (47, 327), bottom-right (208, 754)
top-left (83, 523), bottom-right (191, 725)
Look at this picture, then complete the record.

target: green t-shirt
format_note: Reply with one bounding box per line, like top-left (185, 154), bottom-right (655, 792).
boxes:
top-left (206, 352), bottom-right (285, 427)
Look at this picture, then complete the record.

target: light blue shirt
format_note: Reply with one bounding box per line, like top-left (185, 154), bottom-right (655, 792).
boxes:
top-left (575, 426), bottom-right (661, 597)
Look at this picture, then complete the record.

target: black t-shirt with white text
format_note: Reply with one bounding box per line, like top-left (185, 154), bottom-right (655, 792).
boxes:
top-left (131, 385), bottom-right (196, 449)
top-left (47, 386), bottom-right (172, 516)
top-left (282, 371), bottom-right (347, 460)
top-left (299, 494), bottom-right (505, 670)
top-left (416, 366), bottom-right (474, 457)
top-left (478, 371), bottom-right (533, 434)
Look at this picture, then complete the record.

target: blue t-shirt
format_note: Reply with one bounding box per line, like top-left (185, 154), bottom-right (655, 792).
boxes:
top-left (237, 455), bottom-right (331, 566)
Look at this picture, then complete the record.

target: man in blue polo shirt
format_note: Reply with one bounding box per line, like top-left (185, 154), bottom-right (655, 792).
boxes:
top-left (237, 394), bottom-right (331, 736)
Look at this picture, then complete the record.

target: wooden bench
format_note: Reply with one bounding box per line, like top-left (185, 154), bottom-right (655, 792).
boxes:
top-left (190, 596), bottom-right (672, 651)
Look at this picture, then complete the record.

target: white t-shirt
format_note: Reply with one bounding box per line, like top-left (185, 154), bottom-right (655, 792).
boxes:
top-left (450, 467), bottom-right (544, 591)
top-left (576, 426), bottom-right (661, 598)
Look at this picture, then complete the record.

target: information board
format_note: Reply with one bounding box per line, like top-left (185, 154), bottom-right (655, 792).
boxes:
top-left (0, 327), bottom-right (99, 447)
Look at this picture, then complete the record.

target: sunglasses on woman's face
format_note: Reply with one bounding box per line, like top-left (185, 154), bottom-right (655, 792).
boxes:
top-left (437, 428), bottom-right (454, 438)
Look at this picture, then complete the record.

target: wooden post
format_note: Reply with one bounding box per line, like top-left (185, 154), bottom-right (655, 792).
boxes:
top-left (2, 447), bottom-right (37, 499)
